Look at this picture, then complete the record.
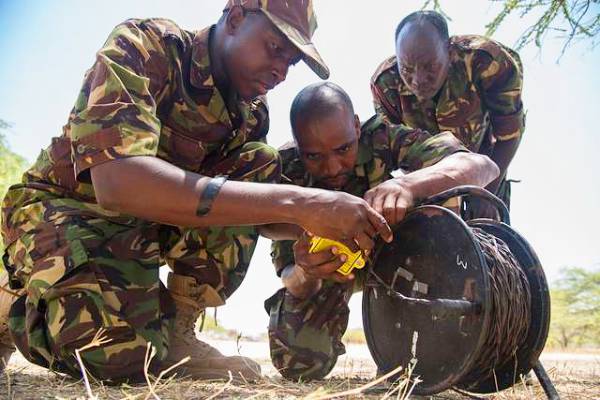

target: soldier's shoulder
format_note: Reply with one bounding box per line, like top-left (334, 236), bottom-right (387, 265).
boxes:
top-left (371, 55), bottom-right (399, 85)
top-left (278, 141), bottom-right (306, 180)
top-left (278, 141), bottom-right (299, 162)
top-left (362, 114), bottom-right (426, 144)
top-left (452, 35), bottom-right (516, 60)
top-left (117, 18), bottom-right (192, 45)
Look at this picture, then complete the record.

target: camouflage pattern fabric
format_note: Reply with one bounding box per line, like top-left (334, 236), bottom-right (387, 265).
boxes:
top-left (265, 281), bottom-right (353, 380)
top-left (266, 115), bottom-right (467, 380)
top-left (1, 18), bottom-right (281, 382)
top-left (371, 35), bottom-right (525, 154)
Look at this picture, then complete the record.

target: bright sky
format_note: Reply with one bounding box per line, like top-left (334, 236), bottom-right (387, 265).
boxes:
top-left (0, 1), bottom-right (598, 335)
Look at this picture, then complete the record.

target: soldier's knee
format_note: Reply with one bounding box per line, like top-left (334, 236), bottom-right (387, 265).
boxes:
top-left (266, 289), bottom-right (340, 381)
top-left (46, 291), bottom-right (168, 382)
top-left (76, 339), bottom-right (149, 382)
top-left (275, 353), bottom-right (338, 381)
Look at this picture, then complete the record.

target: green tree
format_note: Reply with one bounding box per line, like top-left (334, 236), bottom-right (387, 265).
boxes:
top-left (0, 119), bottom-right (27, 270)
top-left (548, 266), bottom-right (600, 348)
top-left (423, 0), bottom-right (600, 55)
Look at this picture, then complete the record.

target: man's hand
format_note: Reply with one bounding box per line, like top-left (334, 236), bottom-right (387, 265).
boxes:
top-left (293, 233), bottom-right (356, 284)
top-left (300, 190), bottom-right (393, 252)
top-left (364, 179), bottom-right (415, 226)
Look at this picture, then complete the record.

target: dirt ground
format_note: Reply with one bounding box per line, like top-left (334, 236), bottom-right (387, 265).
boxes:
top-left (1, 341), bottom-right (598, 400)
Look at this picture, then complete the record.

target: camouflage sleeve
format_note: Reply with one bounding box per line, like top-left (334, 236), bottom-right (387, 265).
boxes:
top-left (388, 124), bottom-right (469, 172)
top-left (370, 57), bottom-right (403, 125)
top-left (271, 240), bottom-right (296, 277)
top-left (69, 20), bottom-right (170, 179)
top-left (473, 45), bottom-right (525, 142)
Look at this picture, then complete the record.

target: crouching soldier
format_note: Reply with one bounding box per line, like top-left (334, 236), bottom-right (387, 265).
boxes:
top-left (266, 82), bottom-right (499, 380)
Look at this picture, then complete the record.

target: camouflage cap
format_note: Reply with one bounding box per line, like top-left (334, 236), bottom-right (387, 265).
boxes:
top-left (224, 0), bottom-right (330, 79)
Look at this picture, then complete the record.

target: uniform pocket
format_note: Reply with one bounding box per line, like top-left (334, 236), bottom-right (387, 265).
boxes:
top-left (158, 126), bottom-right (207, 172)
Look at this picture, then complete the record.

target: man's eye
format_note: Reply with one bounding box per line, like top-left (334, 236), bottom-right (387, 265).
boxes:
top-left (269, 42), bottom-right (280, 52)
top-left (305, 154), bottom-right (321, 161)
top-left (337, 145), bottom-right (350, 154)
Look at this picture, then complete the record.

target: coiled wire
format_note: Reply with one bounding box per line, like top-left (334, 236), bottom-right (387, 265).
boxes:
top-left (459, 227), bottom-right (531, 386)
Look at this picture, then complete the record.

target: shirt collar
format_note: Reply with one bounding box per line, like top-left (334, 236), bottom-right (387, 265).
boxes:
top-left (190, 26), bottom-right (215, 91)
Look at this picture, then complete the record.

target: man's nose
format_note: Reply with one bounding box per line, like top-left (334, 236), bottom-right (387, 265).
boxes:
top-left (325, 157), bottom-right (343, 177)
top-left (271, 60), bottom-right (289, 86)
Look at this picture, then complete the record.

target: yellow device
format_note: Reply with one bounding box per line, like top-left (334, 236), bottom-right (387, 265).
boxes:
top-left (309, 237), bottom-right (366, 276)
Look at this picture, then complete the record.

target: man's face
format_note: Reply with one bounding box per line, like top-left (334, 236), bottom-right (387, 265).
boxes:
top-left (223, 8), bottom-right (302, 100)
top-left (396, 22), bottom-right (450, 101)
top-left (295, 107), bottom-right (361, 190)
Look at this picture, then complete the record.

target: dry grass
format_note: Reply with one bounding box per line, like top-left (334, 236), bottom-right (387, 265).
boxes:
top-left (1, 356), bottom-right (598, 399)
top-left (0, 346), bottom-right (598, 399)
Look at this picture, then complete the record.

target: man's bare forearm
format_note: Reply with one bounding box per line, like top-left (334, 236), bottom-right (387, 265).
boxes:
top-left (91, 156), bottom-right (308, 228)
top-left (487, 137), bottom-right (520, 193)
top-left (401, 152), bottom-right (500, 201)
top-left (257, 224), bottom-right (304, 240)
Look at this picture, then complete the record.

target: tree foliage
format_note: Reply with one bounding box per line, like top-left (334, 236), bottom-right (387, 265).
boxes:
top-left (423, 0), bottom-right (600, 54)
top-left (0, 119), bottom-right (27, 270)
top-left (548, 266), bottom-right (600, 348)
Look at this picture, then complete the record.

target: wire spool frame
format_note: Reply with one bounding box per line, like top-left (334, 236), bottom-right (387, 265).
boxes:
top-left (362, 186), bottom-right (551, 396)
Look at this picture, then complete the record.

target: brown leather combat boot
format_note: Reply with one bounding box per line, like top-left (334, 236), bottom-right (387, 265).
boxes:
top-left (163, 273), bottom-right (261, 381)
top-left (0, 270), bottom-right (22, 373)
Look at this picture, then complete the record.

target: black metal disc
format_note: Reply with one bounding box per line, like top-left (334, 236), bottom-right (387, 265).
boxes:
top-left (459, 220), bottom-right (551, 393)
top-left (362, 206), bottom-right (492, 395)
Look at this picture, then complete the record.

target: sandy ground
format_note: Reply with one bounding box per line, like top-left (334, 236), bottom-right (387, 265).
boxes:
top-left (1, 339), bottom-right (598, 399)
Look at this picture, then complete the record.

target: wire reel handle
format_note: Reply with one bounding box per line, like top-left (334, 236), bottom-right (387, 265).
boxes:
top-left (420, 185), bottom-right (511, 225)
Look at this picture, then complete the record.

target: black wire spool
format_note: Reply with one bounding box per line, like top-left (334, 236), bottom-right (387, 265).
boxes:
top-left (362, 186), bottom-right (552, 396)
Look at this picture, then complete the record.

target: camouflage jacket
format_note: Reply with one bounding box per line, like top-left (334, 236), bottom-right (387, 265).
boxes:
top-left (371, 35), bottom-right (524, 153)
top-left (2, 18), bottom-right (269, 248)
top-left (271, 115), bottom-right (467, 275)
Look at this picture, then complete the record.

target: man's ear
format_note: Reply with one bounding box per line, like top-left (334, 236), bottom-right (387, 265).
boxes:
top-left (354, 115), bottom-right (361, 139)
top-left (225, 5), bottom-right (245, 35)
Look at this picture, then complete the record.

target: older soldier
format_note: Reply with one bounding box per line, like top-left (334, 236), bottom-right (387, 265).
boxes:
top-left (371, 11), bottom-right (524, 218)
top-left (265, 82), bottom-right (499, 380)
top-left (0, 1), bottom-right (394, 382)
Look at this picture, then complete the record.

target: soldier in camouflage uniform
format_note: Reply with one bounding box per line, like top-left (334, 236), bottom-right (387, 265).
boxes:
top-left (265, 82), bottom-right (499, 380)
top-left (371, 11), bottom-right (525, 219)
top-left (0, 1), bottom-right (395, 382)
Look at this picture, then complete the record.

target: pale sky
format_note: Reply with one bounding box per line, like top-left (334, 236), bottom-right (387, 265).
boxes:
top-left (0, 0), bottom-right (598, 335)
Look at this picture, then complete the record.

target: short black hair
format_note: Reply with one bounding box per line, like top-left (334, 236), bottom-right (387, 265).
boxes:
top-left (395, 10), bottom-right (449, 42)
top-left (290, 82), bottom-right (355, 137)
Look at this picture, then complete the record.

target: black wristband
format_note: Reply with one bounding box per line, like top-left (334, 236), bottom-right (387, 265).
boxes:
top-left (196, 175), bottom-right (228, 217)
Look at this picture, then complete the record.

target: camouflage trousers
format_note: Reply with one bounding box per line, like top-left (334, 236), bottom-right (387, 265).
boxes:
top-left (265, 275), bottom-right (366, 381)
top-left (2, 142), bottom-right (281, 382)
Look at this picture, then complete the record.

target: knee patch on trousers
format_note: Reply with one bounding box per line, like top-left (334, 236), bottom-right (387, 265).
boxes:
top-left (265, 287), bottom-right (350, 381)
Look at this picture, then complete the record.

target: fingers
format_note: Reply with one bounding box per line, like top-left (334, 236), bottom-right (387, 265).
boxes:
top-left (394, 196), bottom-right (409, 226)
top-left (352, 232), bottom-right (375, 253)
top-left (382, 194), bottom-right (397, 225)
top-left (366, 205), bottom-right (393, 243)
top-left (296, 249), bottom-right (347, 279)
top-left (293, 234), bottom-right (311, 253)
top-left (364, 189), bottom-right (375, 207)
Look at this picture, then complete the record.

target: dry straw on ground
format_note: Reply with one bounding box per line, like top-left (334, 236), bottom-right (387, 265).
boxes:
top-left (1, 354), bottom-right (598, 399)
top-left (1, 332), bottom-right (598, 400)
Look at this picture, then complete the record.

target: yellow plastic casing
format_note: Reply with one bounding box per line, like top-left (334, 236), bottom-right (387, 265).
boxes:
top-left (308, 236), bottom-right (366, 276)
